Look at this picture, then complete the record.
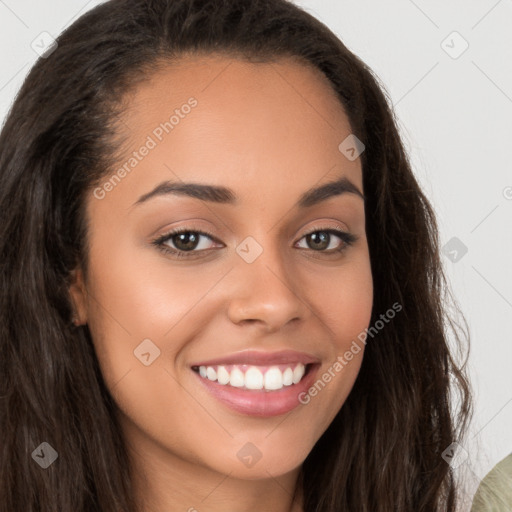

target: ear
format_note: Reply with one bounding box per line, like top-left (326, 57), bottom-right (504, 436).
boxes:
top-left (68, 267), bottom-right (88, 326)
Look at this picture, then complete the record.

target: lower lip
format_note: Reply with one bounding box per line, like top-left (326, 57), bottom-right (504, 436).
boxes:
top-left (192, 363), bottom-right (321, 417)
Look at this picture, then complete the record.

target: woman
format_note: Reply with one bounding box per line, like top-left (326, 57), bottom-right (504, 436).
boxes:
top-left (0, 0), bottom-right (472, 510)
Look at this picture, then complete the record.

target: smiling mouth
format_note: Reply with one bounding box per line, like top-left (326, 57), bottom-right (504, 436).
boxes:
top-left (191, 362), bottom-right (315, 392)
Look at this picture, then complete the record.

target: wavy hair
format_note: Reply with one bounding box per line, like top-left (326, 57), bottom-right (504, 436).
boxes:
top-left (0, 0), bottom-right (472, 510)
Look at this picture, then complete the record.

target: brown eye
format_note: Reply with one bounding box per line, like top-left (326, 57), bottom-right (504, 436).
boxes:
top-left (306, 231), bottom-right (331, 251)
top-left (152, 228), bottom-right (221, 258)
top-left (170, 232), bottom-right (201, 252)
top-left (296, 228), bottom-right (357, 253)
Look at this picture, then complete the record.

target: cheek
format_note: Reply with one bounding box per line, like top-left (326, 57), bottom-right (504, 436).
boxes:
top-left (81, 240), bottom-right (172, 384)
top-left (82, 239), bottom-right (233, 395)
top-left (304, 255), bottom-right (373, 410)
top-left (84, 239), bottom-right (193, 337)
top-left (314, 256), bottom-right (374, 346)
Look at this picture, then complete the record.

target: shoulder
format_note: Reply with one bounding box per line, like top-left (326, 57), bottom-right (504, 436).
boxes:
top-left (470, 452), bottom-right (512, 511)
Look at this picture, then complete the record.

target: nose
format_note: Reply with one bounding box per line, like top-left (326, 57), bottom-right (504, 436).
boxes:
top-left (226, 242), bottom-right (309, 332)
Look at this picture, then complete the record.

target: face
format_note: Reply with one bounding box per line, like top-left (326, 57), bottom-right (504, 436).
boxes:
top-left (70, 54), bottom-right (373, 485)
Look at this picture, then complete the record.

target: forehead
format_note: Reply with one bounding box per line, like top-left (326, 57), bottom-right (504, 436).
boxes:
top-left (94, 54), bottom-right (362, 212)
top-left (123, 53), bottom-right (348, 123)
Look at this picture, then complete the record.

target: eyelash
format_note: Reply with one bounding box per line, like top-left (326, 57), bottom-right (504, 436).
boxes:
top-left (151, 225), bottom-right (359, 259)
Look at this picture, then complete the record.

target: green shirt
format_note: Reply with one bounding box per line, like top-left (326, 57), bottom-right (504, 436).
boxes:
top-left (471, 453), bottom-right (512, 511)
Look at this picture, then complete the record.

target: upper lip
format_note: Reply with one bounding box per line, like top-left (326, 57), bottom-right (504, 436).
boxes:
top-left (190, 349), bottom-right (320, 368)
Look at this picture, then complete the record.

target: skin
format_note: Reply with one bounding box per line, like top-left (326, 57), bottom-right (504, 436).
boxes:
top-left (69, 54), bottom-right (373, 512)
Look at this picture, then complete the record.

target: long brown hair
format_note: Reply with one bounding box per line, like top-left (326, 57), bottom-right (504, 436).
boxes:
top-left (0, 0), bottom-right (472, 510)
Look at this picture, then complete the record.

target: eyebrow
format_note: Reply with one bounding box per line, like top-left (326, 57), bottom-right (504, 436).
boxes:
top-left (132, 175), bottom-right (364, 209)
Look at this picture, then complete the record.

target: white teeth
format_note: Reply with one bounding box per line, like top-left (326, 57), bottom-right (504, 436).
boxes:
top-left (245, 367), bottom-right (264, 389)
top-left (196, 363), bottom-right (308, 391)
top-left (282, 367), bottom-right (294, 386)
top-left (293, 363), bottom-right (305, 384)
top-left (264, 367), bottom-right (283, 390)
top-left (217, 365), bottom-right (230, 385)
top-left (229, 367), bottom-right (245, 387)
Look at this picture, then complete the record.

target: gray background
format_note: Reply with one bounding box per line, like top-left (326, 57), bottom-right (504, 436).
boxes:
top-left (1, 0), bottom-right (511, 504)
